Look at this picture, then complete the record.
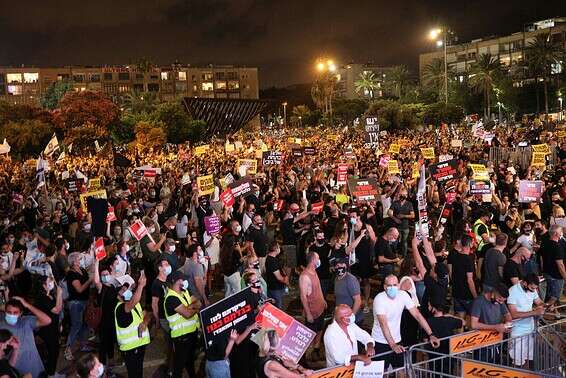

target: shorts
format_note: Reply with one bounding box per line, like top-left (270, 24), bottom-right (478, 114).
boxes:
top-left (509, 334), bottom-right (534, 366)
top-left (374, 342), bottom-right (404, 369)
top-left (453, 298), bottom-right (473, 314)
top-left (305, 313), bottom-right (325, 332)
top-left (544, 275), bottom-right (564, 302)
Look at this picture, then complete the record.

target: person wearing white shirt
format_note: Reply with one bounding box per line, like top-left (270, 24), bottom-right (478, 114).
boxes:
top-left (324, 304), bottom-right (375, 368)
top-left (372, 275), bottom-right (440, 369)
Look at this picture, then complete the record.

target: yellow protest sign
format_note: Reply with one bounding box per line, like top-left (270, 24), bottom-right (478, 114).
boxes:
top-left (225, 143), bottom-right (235, 153)
top-left (449, 330), bottom-right (502, 354)
top-left (79, 189), bottom-right (107, 211)
top-left (194, 144), bottom-right (210, 156)
top-left (237, 159), bottom-right (257, 176)
top-left (388, 160), bottom-right (400, 174)
top-left (421, 147), bottom-right (435, 160)
top-left (469, 164), bottom-right (489, 180)
top-left (398, 139), bottom-right (411, 147)
top-left (335, 193), bottom-right (350, 205)
top-left (197, 175), bottom-right (215, 196)
top-left (328, 135), bottom-right (338, 141)
top-left (531, 152), bottom-right (546, 168)
top-left (531, 144), bottom-right (550, 155)
top-left (557, 130), bottom-right (566, 138)
top-left (388, 144), bottom-right (400, 154)
top-left (88, 177), bottom-right (101, 191)
top-left (234, 141), bottom-right (244, 150)
top-left (412, 162), bottom-right (420, 179)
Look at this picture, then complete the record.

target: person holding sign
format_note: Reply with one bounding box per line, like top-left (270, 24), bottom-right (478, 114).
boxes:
top-left (256, 329), bottom-right (313, 378)
top-left (164, 271), bottom-right (201, 378)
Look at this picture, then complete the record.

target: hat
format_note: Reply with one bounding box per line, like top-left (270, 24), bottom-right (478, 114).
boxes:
top-left (434, 263), bottom-right (449, 280)
top-left (170, 270), bottom-right (186, 283)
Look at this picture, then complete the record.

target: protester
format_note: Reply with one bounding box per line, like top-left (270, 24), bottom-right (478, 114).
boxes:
top-left (299, 251), bottom-right (326, 354)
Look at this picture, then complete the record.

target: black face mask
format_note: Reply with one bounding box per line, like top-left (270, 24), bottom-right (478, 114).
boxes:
top-left (336, 267), bottom-right (347, 276)
top-left (252, 281), bottom-right (262, 289)
top-left (252, 262), bottom-right (260, 269)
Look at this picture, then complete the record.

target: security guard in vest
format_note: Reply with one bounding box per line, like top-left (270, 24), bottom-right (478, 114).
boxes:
top-left (115, 271), bottom-right (151, 377)
top-left (164, 271), bottom-right (202, 378)
top-left (473, 209), bottom-right (492, 278)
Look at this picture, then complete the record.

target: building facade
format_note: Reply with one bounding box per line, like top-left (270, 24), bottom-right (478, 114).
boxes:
top-left (419, 18), bottom-right (566, 85)
top-left (335, 63), bottom-right (394, 100)
top-left (0, 64), bottom-right (259, 105)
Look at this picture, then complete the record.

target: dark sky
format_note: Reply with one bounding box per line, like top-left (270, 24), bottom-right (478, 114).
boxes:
top-left (1, 0), bottom-right (564, 88)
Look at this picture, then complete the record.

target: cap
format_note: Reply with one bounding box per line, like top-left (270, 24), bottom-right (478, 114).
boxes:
top-left (169, 270), bottom-right (186, 283)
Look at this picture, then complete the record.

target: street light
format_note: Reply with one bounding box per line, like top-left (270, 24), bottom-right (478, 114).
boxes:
top-left (282, 101), bottom-right (288, 127)
top-left (559, 97), bottom-right (563, 121)
top-left (429, 27), bottom-right (449, 105)
top-left (315, 58), bottom-right (338, 117)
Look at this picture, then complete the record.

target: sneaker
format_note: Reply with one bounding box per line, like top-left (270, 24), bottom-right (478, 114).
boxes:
top-left (64, 347), bottom-right (74, 361)
top-left (363, 306), bottom-right (370, 314)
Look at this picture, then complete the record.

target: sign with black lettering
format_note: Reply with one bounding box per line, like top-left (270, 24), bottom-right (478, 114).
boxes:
top-left (262, 151), bottom-right (283, 165)
top-left (428, 159), bottom-right (459, 182)
top-left (364, 118), bottom-right (379, 148)
top-left (462, 360), bottom-right (541, 378)
top-left (303, 147), bottom-right (316, 156)
top-left (449, 330), bottom-right (502, 354)
top-left (66, 178), bottom-right (84, 192)
top-left (228, 178), bottom-right (253, 198)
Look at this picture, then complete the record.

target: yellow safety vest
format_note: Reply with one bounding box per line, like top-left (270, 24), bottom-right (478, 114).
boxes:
top-left (473, 218), bottom-right (488, 251)
top-left (114, 302), bottom-right (150, 352)
top-left (164, 288), bottom-right (199, 338)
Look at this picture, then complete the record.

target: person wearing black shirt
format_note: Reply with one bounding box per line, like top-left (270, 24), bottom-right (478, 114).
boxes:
top-left (375, 228), bottom-right (401, 277)
top-left (246, 214), bottom-right (269, 258)
top-left (220, 221), bottom-right (244, 297)
top-left (205, 329), bottom-right (238, 378)
top-left (447, 235), bottom-right (478, 319)
top-left (35, 276), bottom-right (63, 377)
top-left (503, 247), bottom-right (530, 288)
top-left (0, 330), bottom-right (23, 378)
top-left (310, 230), bottom-right (332, 297)
top-left (265, 242), bottom-right (289, 309)
top-left (94, 265), bottom-right (119, 370)
top-left (539, 225), bottom-right (566, 306)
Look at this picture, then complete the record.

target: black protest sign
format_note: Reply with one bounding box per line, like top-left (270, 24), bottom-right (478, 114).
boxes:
top-left (262, 151), bottom-right (283, 165)
top-left (292, 148), bottom-right (304, 157)
top-left (469, 180), bottom-right (491, 195)
top-left (364, 118), bottom-right (379, 148)
top-left (66, 178), bottom-right (84, 192)
top-left (200, 287), bottom-right (255, 349)
top-left (347, 177), bottom-right (379, 201)
top-left (303, 147), bottom-right (316, 156)
top-left (428, 159), bottom-right (459, 182)
top-left (229, 177), bottom-right (253, 198)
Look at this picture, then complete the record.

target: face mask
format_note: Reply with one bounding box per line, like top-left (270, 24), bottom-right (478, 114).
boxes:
top-left (96, 364), bottom-right (105, 378)
top-left (80, 259), bottom-right (87, 269)
top-left (252, 281), bottom-right (262, 289)
top-left (336, 267), bottom-right (346, 276)
top-left (47, 281), bottom-right (55, 292)
top-left (122, 289), bottom-right (133, 301)
top-left (386, 286), bottom-right (398, 299)
top-left (7, 237), bottom-right (14, 245)
top-left (348, 314), bottom-right (356, 325)
top-left (101, 275), bottom-right (110, 284)
top-left (168, 246), bottom-right (176, 253)
top-left (149, 227), bottom-right (156, 234)
top-left (64, 241), bottom-right (70, 250)
top-left (350, 218), bottom-right (357, 225)
top-left (182, 280), bottom-right (189, 290)
top-left (252, 262), bottom-right (260, 269)
top-left (235, 225), bottom-right (242, 233)
top-left (84, 224), bottom-right (91, 232)
top-left (5, 314), bottom-right (18, 325)
top-left (315, 259), bottom-right (321, 269)
top-left (164, 266), bottom-right (172, 276)
top-left (316, 239), bottom-right (325, 245)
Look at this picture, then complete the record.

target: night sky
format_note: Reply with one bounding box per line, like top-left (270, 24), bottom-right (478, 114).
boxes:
top-left (1, 1), bottom-right (564, 87)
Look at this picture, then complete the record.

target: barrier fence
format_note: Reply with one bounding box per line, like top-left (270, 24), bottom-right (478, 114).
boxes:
top-left (489, 146), bottom-right (559, 170)
top-left (312, 317), bottom-right (566, 378)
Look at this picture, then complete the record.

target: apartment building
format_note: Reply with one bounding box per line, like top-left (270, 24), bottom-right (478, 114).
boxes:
top-left (335, 63), bottom-right (394, 100)
top-left (0, 64), bottom-right (259, 105)
top-left (419, 17), bottom-right (566, 85)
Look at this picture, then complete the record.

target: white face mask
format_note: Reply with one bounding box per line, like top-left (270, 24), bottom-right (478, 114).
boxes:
top-left (149, 227), bottom-right (156, 234)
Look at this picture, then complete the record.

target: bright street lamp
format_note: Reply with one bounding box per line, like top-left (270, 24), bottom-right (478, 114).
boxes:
top-left (317, 62), bottom-right (325, 71)
top-left (428, 27), bottom-right (449, 105)
top-left (559, 97), bottom-right (563, 121)
top-left (282, 101), bottom-right (288, 127)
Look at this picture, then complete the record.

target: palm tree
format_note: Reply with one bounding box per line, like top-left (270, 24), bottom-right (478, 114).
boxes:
top-left (527, 33), bottom-right (563, 115)
top-left (122, 90), bottom-right (158, 114)
top-left (354, 71), bottom-right (379, 100)
top-left (311, 72), bottom-right (338, 116)
top-left (422, 58), bottom-right (445, 101)
top-left (290, 105), bottom-right (311, 127)
top-left (469, 53), bottom-right (502, 119)
top-left (388, 65), bottom-right (411, 99)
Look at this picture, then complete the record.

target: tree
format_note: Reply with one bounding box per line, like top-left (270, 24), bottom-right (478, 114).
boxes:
top-left (421, 102), bottom-right (464, 126)
top-left (469, 53), bottom-right (502, 119)
top-left (311, 72), bottom-right (338, 117)
top-left (332, 99), bottom-right (368, 126)
top-left (64, 121), bottom-right (110, 152)
top-left (0, 119), bottom-right (53, 156)
top-left (388, 65), bottom-right (411, 99)
top-left (0, 101), bottom-right (53, 126)
top-left (354, 71), bottom-right (379, 100)
top-left (54, 90), bottom-right (120, 132)
top-left (133, 121), bottom-right (166, 150)
top-left (149, 102), bottom-right (195, 144)
top-left (422, 58), bottom-right (446, 101)
top-left (290, 105), bottom-right (311, 127)
top-left (527, 33), bottom-right (564, 115)
top-left (39, 81), bottom-right (73, 110)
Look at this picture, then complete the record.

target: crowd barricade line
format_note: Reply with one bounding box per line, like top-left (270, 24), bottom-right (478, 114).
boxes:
top-left (489, 146), bottom-right (558, 171)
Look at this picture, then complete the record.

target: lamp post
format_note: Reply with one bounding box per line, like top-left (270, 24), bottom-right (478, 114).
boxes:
top-left (282, 101), bottom-right (288, 127)
top-left (429, 28), bottom-right (449, 104)
top-left (559, 97), bottom-right (563, 121)
top-left (315, 58), bottom-right (337, 117)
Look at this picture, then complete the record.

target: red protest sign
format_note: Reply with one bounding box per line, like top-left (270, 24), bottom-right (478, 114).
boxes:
top-left (106, 206), bottom-right (117, 222)
top-left (311, 201), bottom-right (324, 214)
top-left (129, 220), bottom-right (149, 241)
top-left (94, 237), bottom-right (106, 261)
top-left (220, 188), bottom-right (235, 207)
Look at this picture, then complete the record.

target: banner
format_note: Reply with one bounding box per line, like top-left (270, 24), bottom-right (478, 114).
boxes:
top-left (387, 160), bottom-right (400, 175)
top-left (429, 159), bottom-right (459, 182)
top-left (388, 143), bottom-right (400, 154)
top-left (451, 139), bottom-right (462, 148)
top-left (66, 178), bottom-right (84, 193)
top-left (449, 330), bottom-right (502, 354)
top-left (311, 201), bottom-right (324, 214)
top-left (469, 180), bottom-right (491, 195)
top-left (469, 164), bottom-right (489, 180)
top-left (461, 360), bottom-right (541, 378)
top-left (204, 215), bottom-right (221, 234)
top-left (200, 287), bottom-right (255, 349)
top-left (197, 175), bottom-right (215, 196)
top-left (303, 147), bottom-right (316, 155)
top-left (194, 144), bottom-right (210, 156)
top-left (417, 164), bottom-right (429, 238)
top-left (531, 143), bottom-right (550, 155)
top-left (262, 151), bottom-right (283, 165)
top-left (344, 147), bottom-right (354, 160)
top-left (292, 148), bottom-right (304, 158)
top-left (229, 178), bottom-right (253, 198)
top-left (519, 180), bottom-right (543, 203)
top-left (363, 119), bottom-right (379, 148)
top-left (311, 365), bottom-right (354, 378)
top-left (94, 237), bottom-right (106, 261)
top-left (337, 164), bottom-right (349, 186)
top-left (237, 159), bottom-right (257, 176)
top-left (421, 147), bottom-right (435, 160)
top-left (347, 178), bottom-right (379, 201)
top-left (128, 219), bottom-right (150, 241)
top-left (106, 206), bottom-right (117, 222)
top-left (220, 188), bottom-right (235, 207)
top-left (256, 303), bottom-right (315, 364)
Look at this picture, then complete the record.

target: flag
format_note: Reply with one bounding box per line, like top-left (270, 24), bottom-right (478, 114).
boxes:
top-left (56, 151), bottom-right (66, 163)
top-left (36, 155), bottom-right (49, 188)
top-left (44, 134), bottom-right (59, 157)
top-left (68, 143), bottom-right (73, 153)
top-left (95, 140), bottom-right (101, 153)
top-left (113, 152), bottom-right (132, 168)
top-left (0, 139), bottom-right (10, 154)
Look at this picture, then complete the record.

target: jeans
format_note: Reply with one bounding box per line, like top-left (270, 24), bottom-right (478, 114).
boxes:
top-left (206, 359), bottom-right (230, 378)
top-left (414, 280), bottom-right (425, 303)
top-left (224, 272), bottom-right (241, 297)
top-left (544, 275), bottom-right (564, 302)
top-left (66, 300), bottom-right (88, 348)
top-left (268, 288), bottom-right (285, 309)
top-left (399, 228), bottom-right (410, 257)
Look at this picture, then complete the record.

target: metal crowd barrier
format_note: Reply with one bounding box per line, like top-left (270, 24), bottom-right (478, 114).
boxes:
top-left (310, 349), bottom-right (406, 377)
top-left (489, 146), bottom-right (559, 170)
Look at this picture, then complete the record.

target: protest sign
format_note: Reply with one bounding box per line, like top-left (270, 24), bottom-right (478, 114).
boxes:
top-left (94, 237), bottom-right (106, 261)
top-left (412, 162), bottom-right (420, 179)
top-left (262, 151), bottom-right (283, 165)
top-left (363, 119), bottom-right (379, 148)
top-left (337, 164), bottom-right (349, 186)
top-left (344, 147), bottom-right (354, 160)
top-left (181, 173), bottom-right (191, 186)
top-left (469, 163), bottom-right (489, 180)
top-left (128, 219), bottom-right (149, 241)
top-left (234, 141), bottom-right (243, 150)
top-left (335, 193), bottom-right (350, 205)
top-left (224, 173), bottom-right (235, 186)
top-left (531, 143), bottom-right (550, 155)
top-left (451, 139), bottom-right (462, 148)
top-left (237, 159), bottom-right (257, 176)
top-left (106, 206), bottom-right (117, 222)
top-left (200, 287), bottom-right (255, 349)
top-left (379, 155), bottom-right (390, 167)
top-left (438, 154), bottom-right (453, 163)
top-left (194, 144), bottom-right (210, 156)
top-left (79, 189), bottom-right (107, 211)
top-left (469, 180), bottom-right (491, 195)
top-left (417, 164), bottom-right (429, 238)
top-left (421, 147), bottom-right (435, 160)
top-left (220, 188), bottom-right (235, 207)
top-left (225, 143), bottom-right (235, 153)
top-left (353, 361), bottom-right (385, 378)
top-left (347, 177), bottom-right (379, 201)
top-left (429, 159), bottom-right (459, 182)
top-left (557, 130), bottom-right (566, 139)
top-left (388, 143), bottom-right (400, 154)
top-left (303, 147), bottom-right (316, 155)
top-left (311, 201), bottom-right (324, 214)
top-left (256, 303), bottom-right (315, 364)
top-left (387, 160), bottom-right (400, 175)
top-left (204, 215), bottom-right (221, 234)
top-left (66, 178), bottom-right (84, 192)
top-left (531, 152), bottom-right (546, 168)
top-left (519, 180), bottom-right (543, 203)
top-left (229, 178), bottom-right (253, 198)
top-left (88, 177), bottom-right (101, 191)
top-left (292, 148), bottom-right (304, 158)
top-left (461, 360), bottom-right (541, 378)
top-left (311, 365), bottom-right (354, 378)
top-left (197, 175), bottom-right (215, 196)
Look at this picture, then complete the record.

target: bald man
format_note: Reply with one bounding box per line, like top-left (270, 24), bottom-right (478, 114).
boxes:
top-left (323, 304), bottom-right (375, 368)
top-left (503, 247), bottom-right (531, 288)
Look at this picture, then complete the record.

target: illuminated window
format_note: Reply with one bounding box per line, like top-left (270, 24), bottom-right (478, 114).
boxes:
top-left (118, 85), bottom-right (130, 93)
top-left (23, 73), bottom-right (39, 83)
top-left (500, 56), bottom-right (511, 66)
top-left (202, 72), bottom-right (213, 81)
top-left (6, 74), bottom-right (22, 83)
top-left (192, 85), bottom-right (198, 92)
top-left (178, 72), bottom-right (187, 81)
top-left (227, 80), bottom-right (239, 90)
top-left (7, 85), bottom-right (22, 95)
top-left (215, 81), bottom-right (227, 90)
top-left (161, 72), bottom-right (169, 80)
top-left (202, 82), bottom-right (213, 91)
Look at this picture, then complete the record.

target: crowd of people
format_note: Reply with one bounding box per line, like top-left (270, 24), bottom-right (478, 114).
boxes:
top-left (0, 117), bottom-right (564, 378)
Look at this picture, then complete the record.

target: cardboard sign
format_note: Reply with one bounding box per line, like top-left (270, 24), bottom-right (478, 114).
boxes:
top-left (388, 144), bottom-right (400, 154)
top-left (88, 178), bottom-right (101, 191)
top-left (79, 189), bottom-right (107, 211)
top-left (262, 151), bottom-right (283, 165)
top-left (469, 180), bottom-right (491, 195)
top-left (234, 141), bottom-right (243, 150)
top-left (449, 330), bottom-right (502, 354)
top-left (229, 178), bottom-right (253, 198)
top-left (194, 144), bottom-right (210, 156)
top-left (303, 147), bottom-right (316, 155)
top-left (237, 159), bottom-right (257, 176)
top-left (106, 206), bottom-right (117, 222)
top-left (225, 143), bottom-right (235, 153)
top-left (469, 164), bottom-right (489, 180)
top-left (379, 155), bottom-right (390, 167)
top-left (311, 201), bottom-right (324, 214)
top-left (311, 365), bottom-right (355, 378)
top-left (335, 193), bottom-right (350, 205)
top-left (327, 134), bottom-right (338, 141)
top-left (197, 175), bottom-right (215, 196)
top-left (220, 188), bottom-right (235, 207)
top-left (387, 160), bottom-right (400, 175)
top-left (421, 147), bottom-right (436, 159)
top-left (519, 180), bottom-right (543, 203)
top-left (256, 303), bottom-right (315, 364)
top-left (337, 164), bottom-right (349, 186)
top-left (364, 120), bottom-right (379, 148)
top-left (94, 237), bottom-right (106, 261)
top-left (557, 130), bottom-right (566, 138)
top-left (204, 215), bottom-right (221, 234)
top-left (531, 152), bottom-right (546, 168)
top-left (292, 148), bottom-right (304, 158)
top-left (451, 139), bottom-right (462, 148)
top-left (428, 159), bottom-right (459, 182)
top-left (67, 178), bottom-right (84, 193)
top-left (224, 173), bottom-right (235, 186)
top-left (531, 143), bottom-right (550, 155)
top-left (461, 360), bottom-right (541, 378)
top-left (200, 287), bottom-right (255, 349)
top-left (347, 177), bottom-right (379, 201)
top-left (353, 361), bottom-right (384, 378)
top-left (128, 219), bottom-right (149, 241)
